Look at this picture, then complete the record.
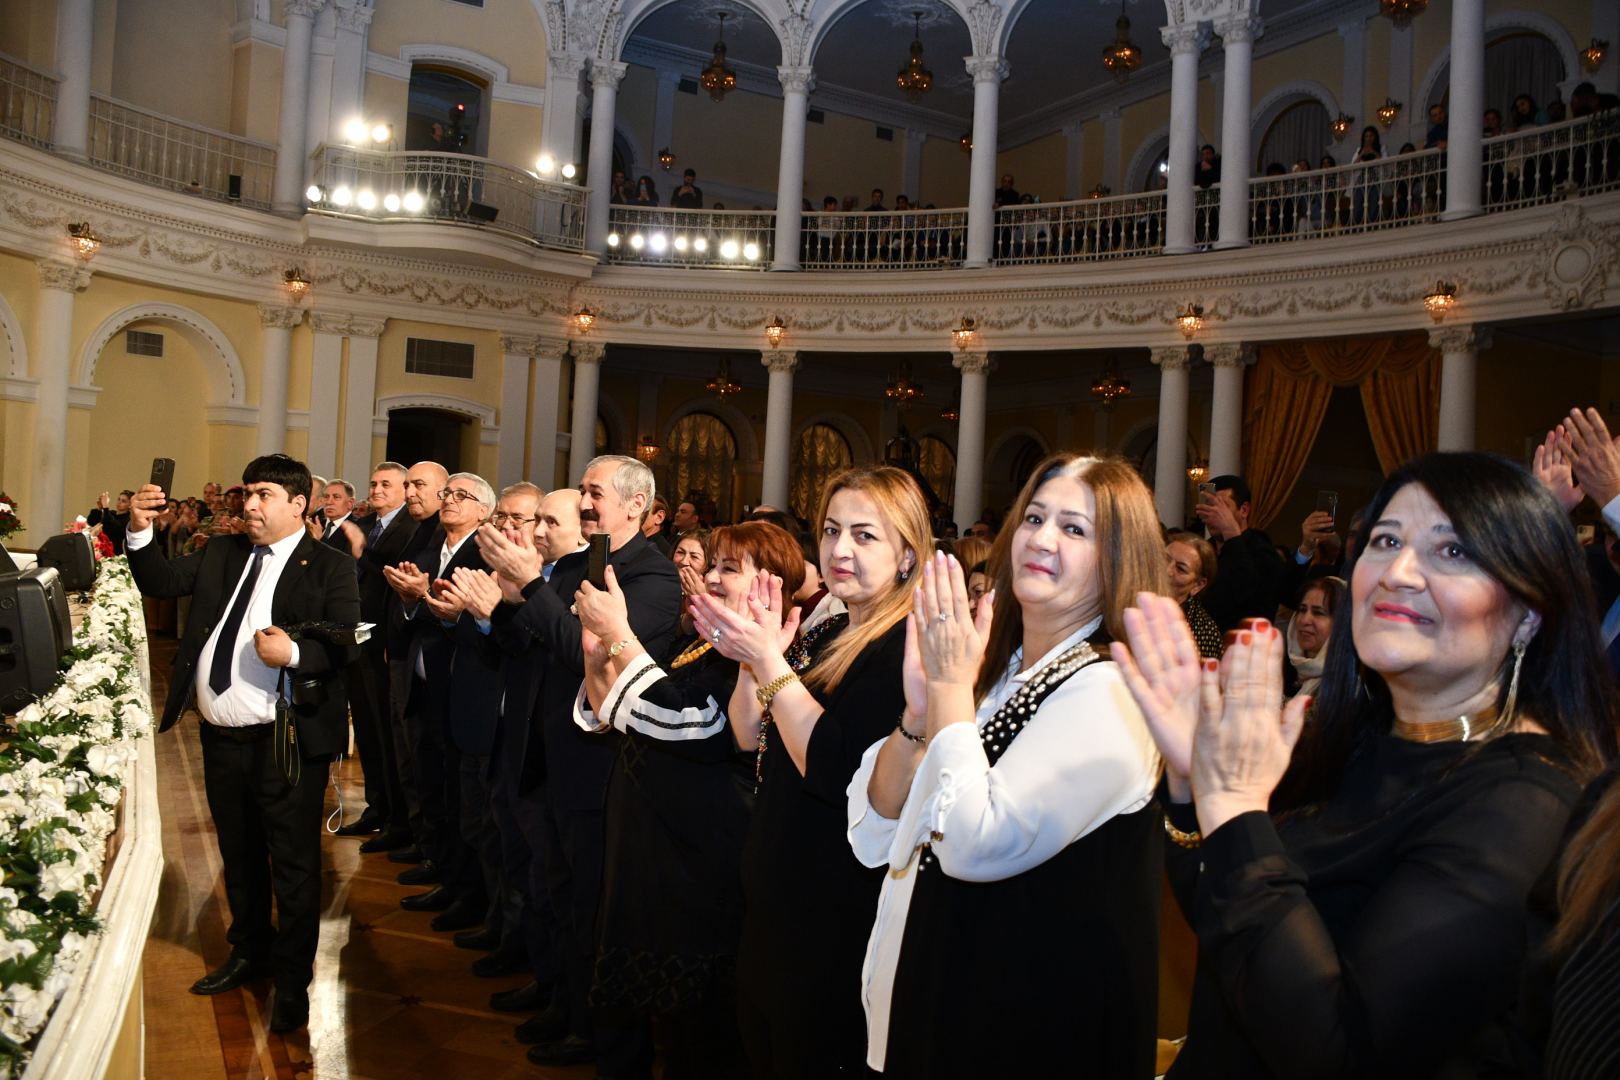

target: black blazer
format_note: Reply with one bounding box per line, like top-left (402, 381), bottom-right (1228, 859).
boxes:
top-left (401, 528), bottom-right (504, 755)
top-left (508, 532), bottom-right (682, 809)
top-left (356, 508), bottom-right (420, 627)
top-left (319, 515), bottom-right (354, 552)
top-left (384, 513), bottom-right (441, 660)
top-left (127, 530), bottom-right (361, 758)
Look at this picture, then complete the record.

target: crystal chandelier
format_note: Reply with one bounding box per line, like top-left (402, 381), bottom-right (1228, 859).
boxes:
top-left (1090, 360), bottom-right (1132, 410)
top-left (700, 14), bottom-right (737, 103)
top-left (885, 360), bottom-right (924, 404)
top-left (1376, 97), bottom-right (1403, 128)
top-left (1101, 2), bottom-right (1143, 84)
top-left (706, 357), bottom-right (742, 397)
top-left (896, 13), bottom-right (933, 102)
top-left (1378, 0), bottom-right (1428, 29)
top-left (1331, 113), bottom-right (1354, 139)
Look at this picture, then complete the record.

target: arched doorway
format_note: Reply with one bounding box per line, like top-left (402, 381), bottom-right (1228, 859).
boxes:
top-left (1257, 98), bottom-right (1330, 171)
top-left (791, 422), bottom-right (854, 520)
top-left (660, 411), bottom-right (737, 523)
top-left (386, 408), bottom-right (469, 472)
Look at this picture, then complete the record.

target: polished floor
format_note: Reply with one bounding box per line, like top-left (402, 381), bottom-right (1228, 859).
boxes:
top-left (141, 635), bottom-right (591, 1079)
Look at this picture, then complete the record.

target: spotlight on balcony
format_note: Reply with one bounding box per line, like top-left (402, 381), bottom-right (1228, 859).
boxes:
top-left (331, 185), bottom-right (353, 207)
top-left (649, 234), bottom-right (669, 254)
top-left (607, 232), bottom-right (621, 248)
top-left (720, 239), bottom-right (740, 260)
top-left (693, 237), bottom-right (709, 253)
top-left (673, 235), bottom-right (689, 252)
top-left (383, 193), bottom-right (402, 213)
top-left (371, 123), bottom-right (392, 145)
top-left (356, 189), bottom-right (378, 211)
top-left (629, 233), bottom-right (646, 251)
top-left (743, 242), bottom-right (760, 261)
top-left (305, 184), bottom-right (324, 204)
top-left (402, 190), bottom-right (425, 213)
top-left (537, 154), bottom-right (556, 176)
top-left (561, 163), bottom-right (578, 180)
top-left (343, 118), bottom-right (369, 145)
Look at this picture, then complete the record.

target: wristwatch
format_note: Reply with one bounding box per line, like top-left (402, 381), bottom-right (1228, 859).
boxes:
top-left (608, 639), bottom-right (634, 657)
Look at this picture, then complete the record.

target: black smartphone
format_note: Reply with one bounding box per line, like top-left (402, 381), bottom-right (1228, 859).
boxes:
top-left (1315, 490), bottom-right (1340, 524)
top-left (150, 457), bottom-right (176, 498)
top-left (587, 532), bottom-right (610, 589)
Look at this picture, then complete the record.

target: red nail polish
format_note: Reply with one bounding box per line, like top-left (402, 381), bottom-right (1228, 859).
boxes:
top-left (1202, 659), bottom-right (1219, 672)
top-left (1253, 619), bottom-right (1270, 632)
top-left (1238, 631), bottom-right (1252, 646)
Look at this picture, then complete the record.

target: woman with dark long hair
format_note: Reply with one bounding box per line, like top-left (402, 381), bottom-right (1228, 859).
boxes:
top-left (1116, 452), bottom-right (1615, 1077)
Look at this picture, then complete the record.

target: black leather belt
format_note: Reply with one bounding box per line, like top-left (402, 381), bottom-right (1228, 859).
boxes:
top-left (202, 719), bottom-right (274, 743)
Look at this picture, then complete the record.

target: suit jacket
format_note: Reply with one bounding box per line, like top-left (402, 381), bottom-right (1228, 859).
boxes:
top-left (1202, 528), bottom-right (1287, 631)
top-left (127, 530), bottom-right (361, 758)
top-left (319, 515), bottom-right (354, 552)
top-left (401, 527), bottom-right (505, 755)
top-left (507, 532), bottom-right (682, 809)
top-left (356, 508), bottom-right (420, 628)
top-left (383, 513), bottom-right (441, 660)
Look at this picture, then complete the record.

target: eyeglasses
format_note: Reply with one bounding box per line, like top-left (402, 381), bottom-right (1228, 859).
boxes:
top-left (489, 512), bottom-right (537, 527)
top-left (438, 488), bottom-right (484, 504)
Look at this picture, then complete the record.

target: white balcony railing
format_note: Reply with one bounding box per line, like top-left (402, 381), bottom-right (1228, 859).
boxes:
top-left (1245, 148), bottom-right (1448, 243)
top-left (800, 207), bottom-right (969, 270)
top-left (1484, 109), bottom-right (1620, 212)
top-left (993, 191), bottom-right (1167, 264)
top-left (308, 145), bottom-right (587, 249)
top-left (605, 206), bottom-right (775, 268)
top-left (0, 50), bottom-right (57, 149)
top-left (87, 94), bottom-right (277, 209)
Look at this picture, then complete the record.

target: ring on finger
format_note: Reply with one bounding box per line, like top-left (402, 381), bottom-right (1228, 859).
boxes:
top-left (937, 612), bottom-right (951, 623)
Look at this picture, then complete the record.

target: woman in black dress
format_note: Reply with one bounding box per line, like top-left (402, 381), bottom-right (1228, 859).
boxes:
top-left (690, 466), bottom-right (929, 1079)
top-left (1116, 452), bottom-right (1615, 1078)
top-left (571, 521), bottom-right (806, 1079)
top-left (850, 455), bottom-right (1169, 1077)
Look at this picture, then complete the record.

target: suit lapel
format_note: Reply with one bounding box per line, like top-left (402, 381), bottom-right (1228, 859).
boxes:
top-left (273, 533), bottom-right (317, 619)
top-left (216, 537), bottom-right (252, 615)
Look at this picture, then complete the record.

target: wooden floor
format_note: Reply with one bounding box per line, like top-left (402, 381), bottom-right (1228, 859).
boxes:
top-left (141, 635), bottom-right (593, 1079)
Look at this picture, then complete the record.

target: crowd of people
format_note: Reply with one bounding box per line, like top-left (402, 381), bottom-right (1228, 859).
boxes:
top-left (107, 403), bottom-right (1620, 1077)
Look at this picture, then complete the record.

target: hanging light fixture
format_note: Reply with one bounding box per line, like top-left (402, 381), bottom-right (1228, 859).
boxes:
top-left (952, 316), bottom-right (977, 350)
top-left (884, 359), bottom-right (924, 404)
top-left (1424, 281), bottom-right (1457, 322)
top-left (764, 314), bottom-right (786, 348)
top-left (657, 147), bottom-right (676, 170)
top-left (1088, 183), bottom-right (1111, 199)
top-left (706, 357), bottom-right (742, 397)
top-left (700, 13), bottom-right (737, 102)
top-left (1376, 97), bottom-right (1403, 128)
top-left (1378, 0), bottom-right (1428, 29)
top-left (635, 435), bottom-right (662, 463)
top-left (939, 389), bottom-right (959, 422)
top-left (959, 132), bottom-right (973, 154)
top-left (1101, 1), bottom-right (1143, 84)
top-left (896, 12), bottom-right (933, 102)
top-left (1582, 39), bottom-right (1609, 73)
top-left (1186, 460), bottom-right (1209, 485)
top-left (1331, 113), bottom-right (1355, 139)
top-left (1090, 359), bottom-right (1132, 411)
top-left (283, 267), bottom-right (310, 301)
top-left (67, 222), bottom-right (100, 259)
top-left (574, 305), bottom-right (597, 334)
top-left (1177, 303), bottom-right (1204, 340)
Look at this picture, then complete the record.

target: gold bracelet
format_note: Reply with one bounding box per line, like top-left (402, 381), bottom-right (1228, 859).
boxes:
top-left (1163, 814), bottom-right (1202, 849)
top-left (755, 671), bottom-right (800, 711)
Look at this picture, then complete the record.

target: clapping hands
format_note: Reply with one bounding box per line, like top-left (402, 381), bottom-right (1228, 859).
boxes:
top-left (689, 570), bottom-right (801, 668)
top-left (902, 552), bottom-right (993, 737)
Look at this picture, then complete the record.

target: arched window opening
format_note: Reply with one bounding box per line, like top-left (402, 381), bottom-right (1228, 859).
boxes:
top-left (1258, 99), bottom-right (1330, 172)
top-left (662, 413), bottom-right (737, 523)
top-left (917, 436), bottom-right (956, 508)
top-left (407, 66), bottom-right (489, 155)
top-left (791, 423), bottom-right (853, 521)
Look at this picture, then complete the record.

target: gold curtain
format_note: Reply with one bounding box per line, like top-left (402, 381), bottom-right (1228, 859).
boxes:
top-left (1241, 334), bottom-right (1440, 529)
top-left (917, 436), bottom-right (957, 506)
top-left (662, 413), bottom-right (736, 517)
top-left (791, 424), bottom-right (853, 519)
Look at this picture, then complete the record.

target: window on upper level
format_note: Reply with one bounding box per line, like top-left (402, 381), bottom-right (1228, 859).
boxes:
top-left (407, 66), bottom-right (488, 156)
top-left (405, 338), bottom-right (476, 379)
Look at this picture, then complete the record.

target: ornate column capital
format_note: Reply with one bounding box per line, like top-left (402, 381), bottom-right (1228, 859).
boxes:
top-left (1213, 15), bottom-right (1263, 46)
top-left (1428, 324), bottom-right (1493, 353)
top-left (1151, 346), bottom-right (1192, 371)
top-left (953, 351), bottom-right (991, 376)
top-left (309, 312), bottom-right (385, 336)
top-left (777, 65), bottom-right (816, 95)
top-left (571, 340), bottom-right (607, 364)
top-left (334, 2), bottom-right (373, 33)
top-left (965, 55), bottom-right (1010, 86)
top-left (535, 338), bottom-right (571, 362)
top-left (549, 53), bottom-right (589, 81)
top-left (500, 333), bottom-right (543, 356)
top-left (285, 0), bottom-right (326, 20)
top-left (258, 303), bottom-right (306, 330)
top-left (1336, 18), bottom-right (1366, 40)
top-left (1204, 343), bottom-right (1255, 368)
top-left (590, 61), bottom-right (628, 90)
top-left (761, 350), bottom-right (799, 374)
top-left (36, 258), bottom-right (90, 292)
top-left (1161, 23), bottom-right (1210, 56)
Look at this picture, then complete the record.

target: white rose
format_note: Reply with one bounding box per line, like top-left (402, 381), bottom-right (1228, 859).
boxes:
top-left (85, 745), bottom-right (118, 778)
top-left (38, 859), bottom-right (83, 900)
top-left (0, 937), bottom-right (36, 964)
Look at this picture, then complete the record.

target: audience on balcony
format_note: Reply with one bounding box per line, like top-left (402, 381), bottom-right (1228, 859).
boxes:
top-left (634, 176), bottom-right (659, 206)
top-left (609, 170), bottom-right (633, 205)
top-left (1194, 145), bottom-right (1221, 189)
top-left (1425, 102), bottom-right (1449, 149)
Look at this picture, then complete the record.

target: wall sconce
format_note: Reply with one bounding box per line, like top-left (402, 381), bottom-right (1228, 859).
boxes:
top-left (1186, 461), bottom-right (1209, 485)
top-left (1331, 113), bottom-right (1355, 139)
top-left (283, 267), bottom-right (310, 301)
top-left (1424, 280), bottom-right (1457, 322)
top-left (574, 305), bottom-right (597, 334)
top-left (67, 222), bottom-right (100, 259)
top-left (657, 147), bottom-right (676, 170)
top-left (1177, 303), bottom-right (1204, 339)
top-left (764, 314), bottom-right (786, 348)
top-left (1088, 183), bottom-right (1111, 199)
top-left (958, 132), bottom-right (972, 154)
top-left (635, 435), bottom-right (661, 463)
top-left (952, 316), bottom-right (977, 350)
top-left (1375, 97), bottom-right (1403, 128)
top-left (1582, 38), bottom-right (1608, 73)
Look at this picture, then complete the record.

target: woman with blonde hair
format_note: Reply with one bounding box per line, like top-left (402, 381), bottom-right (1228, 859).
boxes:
top-left (848, 454), bottom-right (1168, 1077)
top-left (691, 465), bottom-right (928, 1078)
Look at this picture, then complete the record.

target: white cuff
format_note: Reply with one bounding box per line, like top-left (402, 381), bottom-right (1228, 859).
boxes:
top-left (595, 652), bottom-right (661, 732)
top-left (846, 735), bottom-right (899, 869)
top-left (124, 525), bottom-right (153, 551)
top-left (909, 722), bottom-right (989, 853)
top-left (573, 683), bottom-right (608, 733)
top-left (287, 642), bottom-right (301, 669)
top-left (1602, 494), bottom-right (1620, 538)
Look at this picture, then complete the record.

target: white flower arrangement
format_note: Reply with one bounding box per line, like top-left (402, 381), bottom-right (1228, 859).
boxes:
top-left (0, 558), bottom-right (151, 1076)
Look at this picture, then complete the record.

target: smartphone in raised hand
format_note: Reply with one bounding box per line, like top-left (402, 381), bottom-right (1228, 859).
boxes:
top-left (1315, 489), bottom-right (1339, 524)
top-left (587, 532), bottom-right (610, 590)
top-left (150, 457), bottom-right (176, 499)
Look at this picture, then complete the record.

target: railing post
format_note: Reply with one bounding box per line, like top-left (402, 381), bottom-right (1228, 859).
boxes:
top-left (1442, 0), bottom-right (1486, 220)
top-left (51, 0), bottom-right (94, 159)
top-left (964, 56), bottom-right (1007, 269)
top-left (585, 61), bottom-right (627, 255)
top-left (1214, 14), bottom-right (1261, 250)
top-left (772, 67), bottom-right (815, 271)
top-left (1162, 24), bottom-right (1206, 254)
top-left (273, 0), bottom-right (322, 213)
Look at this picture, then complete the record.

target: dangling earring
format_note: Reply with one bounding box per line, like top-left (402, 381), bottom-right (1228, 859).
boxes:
top-left (1501, 639), bottom-right (1527, 729)
top-left (897, 564), bottom-right (912, 584)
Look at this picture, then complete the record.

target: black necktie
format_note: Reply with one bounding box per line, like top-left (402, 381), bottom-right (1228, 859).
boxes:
top-left (209, 545), bottom-right (269, 695)
top-left (367, 517), bottom-right (385, 547)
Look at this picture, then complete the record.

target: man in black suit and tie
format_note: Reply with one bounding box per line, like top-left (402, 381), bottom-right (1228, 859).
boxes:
top-left (317, 478), bottom-right (362, 555)
top-left (476, 455), bottom-right (682, 1070)
top-left (125, 454), bottom-right (360, 1033)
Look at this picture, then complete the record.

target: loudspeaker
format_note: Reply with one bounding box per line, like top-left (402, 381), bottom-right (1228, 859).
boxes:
top-left (0, 567), bottom-right (72, 714)
top-left (36, 532), bottom-right (95, 591)
top-left (466, 201), bottom-right (499, 223)
top-left (0, 543), bottom-right (16, 574)
top-left (228, 174), bottom-right (242, 201)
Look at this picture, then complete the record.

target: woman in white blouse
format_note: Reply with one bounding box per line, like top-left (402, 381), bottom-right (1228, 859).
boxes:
top-left (847, 454), bottom-right (1168, 1078)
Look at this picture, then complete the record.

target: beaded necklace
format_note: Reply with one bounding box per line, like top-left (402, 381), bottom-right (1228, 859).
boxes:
top-left (754, 613), bottom-right (849, 791)
top-left (668, 638), bottom-right (713, 670)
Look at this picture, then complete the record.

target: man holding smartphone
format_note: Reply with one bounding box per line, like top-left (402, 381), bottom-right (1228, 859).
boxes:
top-left (1193, 473), bottom-right (1287, 630)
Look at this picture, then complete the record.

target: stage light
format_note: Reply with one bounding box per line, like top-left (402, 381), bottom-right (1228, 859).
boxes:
top-left (402, 190), bottom-right (425, 213)
top-left (331, 186), bottom-right (353, 207)
top-left (383, 192), bottom-right (401, 213)
top-left (356, 188), bottom-right (378, 210)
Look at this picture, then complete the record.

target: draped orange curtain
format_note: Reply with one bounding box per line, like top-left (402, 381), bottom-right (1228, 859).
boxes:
top-left (1241, 334), bottom-right (1440, 529)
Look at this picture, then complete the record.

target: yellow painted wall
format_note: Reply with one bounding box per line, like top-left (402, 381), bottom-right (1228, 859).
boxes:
top-left (672, 83), bottom-right (785, 200)
top-left (90, 0), bottom-right (115, 94)
top-left (489, 100), bottom-right (542, 172)
top-left (805, 109), bottom-right (900, 207)
top-left (231, 40), bottom-right (284, 144)
top-left (366, 0), bottom-right (549, 87)
top-left (920, 135), bottom-right (970, 206)
top-left (110, 0), bottom-right (233, 130)
top-left (1122, 93), bottom-right (1171, 190)
top-left (1081, 117), bottom-right (1105, 193)
top-left (0, 0), bottom-right (59, 68)
top-left (373, 320), bottom-right (503, 410)
top-left (363, 70), bottom-right (411, 144)
top-left (996, 130), bottom-right (1065, 202)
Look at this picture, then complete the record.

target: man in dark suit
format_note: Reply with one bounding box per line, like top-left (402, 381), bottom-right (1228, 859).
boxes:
top-left (1195, 474), bottom-right (1288, 630)
top-left (317, 478), bottom-right (360, 551)
top-left (477, 455), bottom-right (682, 1070)
top-left (126, 454), bottom-right (360, 1033)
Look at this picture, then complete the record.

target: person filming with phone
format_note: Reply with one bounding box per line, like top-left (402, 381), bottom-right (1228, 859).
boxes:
top-left (1193, 474), bottom-right (1287, 631)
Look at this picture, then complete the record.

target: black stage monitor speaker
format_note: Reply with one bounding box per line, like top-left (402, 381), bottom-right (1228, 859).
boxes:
top-left (466, 201), bottom-right (499, 222)
top-left (0, 567), bottom-right (73, 714)
top-left (0, 542), bottom-right (16, 574)
top-left (36, 532), bottom-right (95, 591)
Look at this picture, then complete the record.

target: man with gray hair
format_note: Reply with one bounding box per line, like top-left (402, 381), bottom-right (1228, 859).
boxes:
top-left (476, 455), bottom-right (681, 1069)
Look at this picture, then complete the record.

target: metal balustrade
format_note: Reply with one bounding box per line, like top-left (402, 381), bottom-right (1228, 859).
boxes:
top-left (308, 145), bottom-right (586, 249)
top-left (0, 50), bottom-right (57, 149)
top-left (799, 207), bottom-right (969, 270)
top-left (605, 206), bottom-right (775, 268)
top-left (992, 192), bottom-right (1167, 263)
top-left (1484, 110), bottom-right (1620, 212)
top-left (1245, 148), bottom-right (1447, 243)
top-left (88, 95), bottom-right (277, 209)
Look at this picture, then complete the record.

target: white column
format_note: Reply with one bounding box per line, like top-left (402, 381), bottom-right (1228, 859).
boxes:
top-left (772, 67), bottom-right (815, 271)
top-left (543, 54), bottom-right (589, 167)
top-left (759, 350), bottom-right (799, 508)
top-left (585, 61), bottom-right (627, 254)
top-left (652, 69), bottom-right (681, 163)
top-left (1204, 343), bottom-right (1253, 478)
top-left (901, 128), bottom-right (927, 201)
top-left (1162, 25), bottom-right (1205, 253)
top-left (273, 0), bottom-right (322, 213)
top-left (498, 334), bottom-right (538, 487)
top-left (529, 341), bottom-right (568, 490)
top-left (1337, 20), bottom-right (1367, 156)
top-left (1443, 0), bottom-right (1486, 219)
top-left (1431, 325), bottom-right (1490, 451)
top-left (339, 318), bottom-right (384, 487)
top-left (964, 56), bottom-right (1008, 268)
top-left (952, 351), bottom-right (991, 527)
top-left (256, 304), bottom-right (302, 455)
top-left (327, 1), bottom-right (372, 143)
top-left (51, 0), bottom-right (94, 160)
top-left (32, 260), bottom-right (89, 542)
top-left (1062, 121), bottom-right (1084, 200)
top-left (306, 314), bottom-right (346, 478)
top-left (1591, 0), bottom-right (1620, 96)
top-left (1214, 14), bottom-right (1261, 249)
top-left (1206, 61), bottom-right (1224, 146)
top-left (1101, 108), bottom-right (1123, 194)
top-left (1152, 346), bottom-right (1192, 527)
top-left (568, 341), bottom-right (606, 483)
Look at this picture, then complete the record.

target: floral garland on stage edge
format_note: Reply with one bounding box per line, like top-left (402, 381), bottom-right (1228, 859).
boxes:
top-left (0, 557), bottom-right (153, 1078)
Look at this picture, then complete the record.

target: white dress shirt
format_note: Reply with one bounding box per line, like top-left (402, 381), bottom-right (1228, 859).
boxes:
top-left (127, 523), bottom-right (305, 727)
top-left (323, 511), bottom-right (351, 538)
top-left (409, 530), bottom-right (473, 678)
top-left (845, 618), bottom-right (1159, 1070)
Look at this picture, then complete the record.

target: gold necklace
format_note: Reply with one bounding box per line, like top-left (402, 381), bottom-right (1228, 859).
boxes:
top-left (669, 639), bottom-right (713, 670)
top-left (1391, 705), bottom-right (1499, 744)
